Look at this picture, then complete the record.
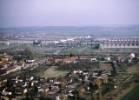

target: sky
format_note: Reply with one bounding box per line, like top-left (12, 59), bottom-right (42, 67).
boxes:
top-left (0, 0), bottom-right (139, 28)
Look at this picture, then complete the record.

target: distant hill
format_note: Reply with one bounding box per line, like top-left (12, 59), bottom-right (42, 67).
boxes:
top-left (0, 26), bottom-right (139, 39)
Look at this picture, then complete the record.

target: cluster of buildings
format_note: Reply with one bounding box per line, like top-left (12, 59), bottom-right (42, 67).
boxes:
top-left (0, 76), bottom-right (46, 99)
top-left (0, 68), bottom-right (111, 100)
top-left (0, 53), bottom-right (36, 76)
top-left (46, 56), bottom-right (80, 64)
top-left (0, 53), bottom-right (24, 76)
top-left (46, 36), bottom-right (99, 49)
top-left (0, 52), bottom-right (138, 99)
top-left (46, 37), bottom-right (139, 50)
top-left (2, 36), bottom-right (139, 51)
top-left (46, 56), bottom-right (104, 66)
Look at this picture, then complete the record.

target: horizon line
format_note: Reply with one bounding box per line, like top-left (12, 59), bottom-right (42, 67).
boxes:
top-left (0, 24), bottom-right (139, 29)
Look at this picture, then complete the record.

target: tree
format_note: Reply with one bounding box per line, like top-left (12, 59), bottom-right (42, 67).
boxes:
top-left (23, 48), bottom-right (34, 59)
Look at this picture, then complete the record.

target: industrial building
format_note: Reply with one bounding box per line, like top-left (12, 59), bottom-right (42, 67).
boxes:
top-left (99, 38), bottom-right (139, 49)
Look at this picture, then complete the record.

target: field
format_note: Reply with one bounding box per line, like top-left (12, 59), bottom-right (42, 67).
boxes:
top-left (127, 63), bottom-right (139, 74)
top-left (59, 46), bottom-right (92, 55)
top-left (121, 85), bottom-right (139, 100)
top-left (40, 66), bottom-right (69, 78)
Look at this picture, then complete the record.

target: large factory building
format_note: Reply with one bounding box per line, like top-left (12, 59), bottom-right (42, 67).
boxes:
top-left (99, 38), bottom-right (139, 49)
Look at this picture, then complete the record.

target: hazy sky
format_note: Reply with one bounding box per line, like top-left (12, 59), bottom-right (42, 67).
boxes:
top-left (0, 0), bottom-right (139, 27)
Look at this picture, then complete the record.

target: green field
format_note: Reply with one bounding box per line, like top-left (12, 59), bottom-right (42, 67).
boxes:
top-left (121, 85), bottom-right (139, 100)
